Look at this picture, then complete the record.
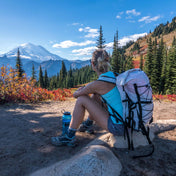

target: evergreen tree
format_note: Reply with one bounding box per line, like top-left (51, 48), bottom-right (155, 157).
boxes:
top-left (31, 64), bottom-right (36, 80)
top-left (172, 36), bottom-right (176, 46)
top-left (96, 25), bottom-right (106, 49)
top-left (58, 61), bottom-right (67, 88)
top-left (151, 38), bottom-right (165, 93)
top-left (139, 54), bottom-right (143, 70)
top-left (49, 76), bottom-right (57, 90)
top-left (44, 69), bottom-right (49, 89)
top-left (131, 42), bottom-right (140, 52)
top-left (150, 38), bottom-right (160, 93)
top-left (56, 73), bottom-right (60, 88)
top-left (144, 38), bottom-right (153, 80)
top-left (66, 66), bottom-right (74, 88)
top-left (111, 31), bottom-right (122, 73)
top-left (164, 37), bottom-right (176, 94)
top-left (125, 56), bottom-right (134, 70)
top-left (158, 38), bottom-right (164, 73)
top-left (170, 44), bottom-right (176, 93)
top-left (16, 48), bottom-right (24, 78)
top-left (39, 65), bottom-right (44, 88)
top-left (160, 46), bottom-right (167, 94)
top-left (119, 53), bottom-right (126, 73)
top-left (165, 50), bottom-right (173, 94)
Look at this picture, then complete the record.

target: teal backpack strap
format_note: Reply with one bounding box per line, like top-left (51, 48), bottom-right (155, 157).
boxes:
top-left (97, 75), bottom-right (116, 84)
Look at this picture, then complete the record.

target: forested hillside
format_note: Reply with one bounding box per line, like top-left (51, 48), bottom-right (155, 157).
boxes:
top-left (120, 16), bottom-right (176, 94)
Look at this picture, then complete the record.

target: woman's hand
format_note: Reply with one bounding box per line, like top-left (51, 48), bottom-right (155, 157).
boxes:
top-left (73, 86), bottom-right (85, 98)
top-left (77, 86), bottom-right (85, 91)
top-left (73, 81), bottom-right (100, 98)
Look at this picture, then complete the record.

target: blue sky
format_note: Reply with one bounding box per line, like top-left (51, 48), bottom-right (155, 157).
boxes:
top-left (0, 0), bottom-right (176, 60)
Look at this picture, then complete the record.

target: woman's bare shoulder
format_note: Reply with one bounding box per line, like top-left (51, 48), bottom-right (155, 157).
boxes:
top-left (92, 80), bottom-right (115, 95)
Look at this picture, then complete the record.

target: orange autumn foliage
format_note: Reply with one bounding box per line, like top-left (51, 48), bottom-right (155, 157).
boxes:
top-left (0, 66), bottom-right (72, 104)
top-left (1, 66), bottom-right (176, 104)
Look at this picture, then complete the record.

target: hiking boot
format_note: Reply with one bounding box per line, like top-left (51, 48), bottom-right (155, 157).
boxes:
top-left (51, 134), bottom-right (76, 147)
top-left (79, 122), bottom-right (94, 134)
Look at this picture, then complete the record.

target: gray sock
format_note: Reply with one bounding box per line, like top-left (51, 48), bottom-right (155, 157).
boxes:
top-left (67, 128), bottom-right (77, 138)
top-left (85, 117), bottom-right (93, 126)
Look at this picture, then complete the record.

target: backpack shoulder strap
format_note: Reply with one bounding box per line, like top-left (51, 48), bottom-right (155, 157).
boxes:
top-left (97, 72), bottom-right (118, 84)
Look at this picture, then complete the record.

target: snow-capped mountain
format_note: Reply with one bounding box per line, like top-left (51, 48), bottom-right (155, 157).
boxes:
top-left (0, 43), bottom-right (90, 78)
top-left (4, 43), bottom-right (65, 63)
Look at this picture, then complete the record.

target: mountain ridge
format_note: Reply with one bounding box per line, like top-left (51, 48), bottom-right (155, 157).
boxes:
top-left (0, 43), bottom-right (90, 78)
top-left (125, 16), bottom-right (176, 59)
top-left (2, 43), bottom-right (66, 63)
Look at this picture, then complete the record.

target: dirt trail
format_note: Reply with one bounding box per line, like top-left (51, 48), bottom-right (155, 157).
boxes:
top-left (0, 99), bottom-right (176, 176)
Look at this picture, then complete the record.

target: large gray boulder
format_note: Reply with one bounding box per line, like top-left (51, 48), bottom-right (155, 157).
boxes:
top-left (109, 130), bottom-right (155, 149)
top-left (30, 145), bottom-right (122, 176)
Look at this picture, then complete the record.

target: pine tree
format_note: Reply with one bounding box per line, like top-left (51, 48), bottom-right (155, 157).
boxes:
top-left (125, 56), bottom-right (134, 70)
top-left (150, 38), bottom-right (160, 93)
top-left (56, 73), bottom-right (60, 88)
top-left (111, 31), bottom-right (122, 73)
top-left (170, 42), bottom-right (176, 93)
top-left (39, 65), bottom-right (44, 88)
top-left (164, 37), bottom-right (176, 94)
top-left (160, 46), bottom-right (167, 94)
top-left (172, 36), bottom-right (176, 46)
top-left (16, 48), bottom-right (24, 78)
top-left (139, 54), bottom-right (143, 70)
top-left (66, 66), bottom-right (74, 88)
top-left (44, 69), bottom-right (49, 89)
top-left (144, 37), bottom-right (153, 80)
top-left (59, 61), bottom-right (67, 88)
top-left (31, 64), bottom-right (36, 80)
top-left (96, 25), bottom-right (106, 49)
top-left (165, 50), bottom-right (173, 94)
top-left (49, 76), bottom-right (57, 90)
top-left (119, 53), bottom-right (126, 73)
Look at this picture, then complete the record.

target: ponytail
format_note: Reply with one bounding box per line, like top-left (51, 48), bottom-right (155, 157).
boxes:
top-left (92, 49), bottom-right (110, 73)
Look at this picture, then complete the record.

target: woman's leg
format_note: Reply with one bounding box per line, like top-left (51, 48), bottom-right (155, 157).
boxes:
top-left (87, 93), bottom-right (106, 121)
top-left (51, 95), bottom-right (109, 146)
top-left (70, 95), bottom-right (109, 131)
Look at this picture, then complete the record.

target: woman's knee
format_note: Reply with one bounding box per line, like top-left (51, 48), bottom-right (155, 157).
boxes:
top-left (76, 95), bottom-right (90, 105)
top-left (91, 93), bottom-right (102, 104)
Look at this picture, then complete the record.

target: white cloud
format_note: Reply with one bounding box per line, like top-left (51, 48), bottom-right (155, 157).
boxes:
top-left (149, 16), bottom-right (161, 22)
top-left (71, 22), bottom-right (83, 26)
top-left (138, 15), bottom-right (161, 23)
top-left (78, 28), bottom-right (84, 32)
top-left (105, 33), bottom-right (147, 49)
top-left (119, 33), bottom-right (147, 46)
top-left (138, 16), bottom-right (150, 22)
top-left (81, 57), bottom-right (91, 60)
top-left (126, 9), bottom-right (141, 16)
top-left (78, 26), bottom-right (99, 38)
top-left (116, 15), bottom-right (121, 19)
top-left (72, 46), bottom-right (96, 56)
top-left (105, 42), bottom-right (114, 50)
top-left (53, 40), bottom-right (95, 48)
top-left (116, 11), bottom-right (124, 19)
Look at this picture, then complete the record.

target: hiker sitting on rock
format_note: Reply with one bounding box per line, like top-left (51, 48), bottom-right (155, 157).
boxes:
top-left (51, 49), bottom-right (124, 146)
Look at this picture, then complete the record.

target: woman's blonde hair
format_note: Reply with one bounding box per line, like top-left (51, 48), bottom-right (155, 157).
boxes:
top-left (92, 49), bottom-right (110, 73)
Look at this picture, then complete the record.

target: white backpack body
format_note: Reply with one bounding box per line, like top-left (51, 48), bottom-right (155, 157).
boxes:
top-left (98, 69), bottom-right (154, 155)
top-left (116, 68), bottom-right (153, 130)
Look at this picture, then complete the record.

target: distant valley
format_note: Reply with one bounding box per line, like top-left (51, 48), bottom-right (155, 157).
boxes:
top-left (0, 43), bottom-right (90, 78)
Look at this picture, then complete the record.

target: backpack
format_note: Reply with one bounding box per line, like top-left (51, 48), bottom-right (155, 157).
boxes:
top-left (98, 68), bottom-right (154, 157)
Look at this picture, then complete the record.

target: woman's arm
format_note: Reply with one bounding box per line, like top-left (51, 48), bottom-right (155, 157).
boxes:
top-left (73, 81), bottom-right (97, 98)
top-left (73, 80), bottom-right (115, 98)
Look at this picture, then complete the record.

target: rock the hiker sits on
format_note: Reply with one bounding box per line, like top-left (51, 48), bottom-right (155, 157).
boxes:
top-left (51, 49), bottom-right (124, 146)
